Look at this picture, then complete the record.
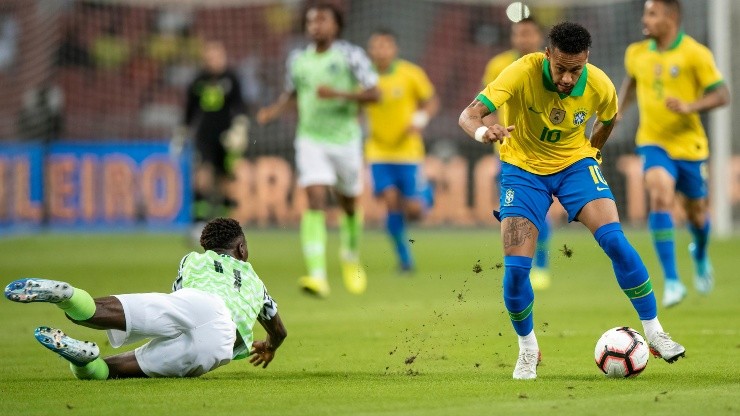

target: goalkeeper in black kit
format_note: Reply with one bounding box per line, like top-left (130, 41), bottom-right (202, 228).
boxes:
top-left (173, 40), bottom-right (249, 235)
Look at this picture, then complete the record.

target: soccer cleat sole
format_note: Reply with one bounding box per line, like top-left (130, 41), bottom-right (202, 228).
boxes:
top-left (649, 347), bottom-right (686, 364)
top-left (4, 278), bottom-right (73, 303)
top-left (34, 326), bottom-right (99, 367)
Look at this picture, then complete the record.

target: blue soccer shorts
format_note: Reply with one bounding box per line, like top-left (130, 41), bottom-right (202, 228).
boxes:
top-left (637, 145), bottom-right (708, 199)
top-left (497, 158), bottom-right (615, 232)
top-left (370, 163), bottom-right (425, 199)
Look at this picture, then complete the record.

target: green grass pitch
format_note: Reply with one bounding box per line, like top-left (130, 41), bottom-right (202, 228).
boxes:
top-left (1, 227), bottom-right (738, 415)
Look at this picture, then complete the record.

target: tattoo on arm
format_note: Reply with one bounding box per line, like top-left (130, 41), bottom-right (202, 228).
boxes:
top-left (503, 217), bottom-right (534, 249)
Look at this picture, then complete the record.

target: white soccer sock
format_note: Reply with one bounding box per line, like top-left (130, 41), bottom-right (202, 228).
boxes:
top-left (518, 330), bottom-right (539, 351)
top-left (641, 318), bottom-right (664, 340)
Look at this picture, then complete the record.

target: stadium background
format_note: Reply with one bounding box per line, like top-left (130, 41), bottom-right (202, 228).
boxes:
top-left (0, 0), bottom-right (737, 233)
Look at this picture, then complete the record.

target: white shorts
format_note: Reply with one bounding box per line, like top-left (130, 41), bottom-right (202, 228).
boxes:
top-left (295, 137), bottom-right (363, 197)
top-left (107, 288), bottom-right (236, 378)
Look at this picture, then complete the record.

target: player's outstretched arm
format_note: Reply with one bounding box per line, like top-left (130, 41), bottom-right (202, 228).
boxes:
top-left (665, 83), bottom-right (730, 114)
top-left (616, 76), bottom-right (637, 121)
top-left (250, 312), bottom-right (287, 368)
top-left (256, 92), bottom-right (296, 125)
top-left (458, 99), bottom-right (514, 144)
top-left (316, 85), bottom-right (380, 103)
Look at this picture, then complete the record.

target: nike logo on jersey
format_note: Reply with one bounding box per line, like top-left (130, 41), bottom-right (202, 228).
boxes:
top-left (596, 186), bottom-right (609, 191)
top-left (528, 106), bottom-right (542, 114)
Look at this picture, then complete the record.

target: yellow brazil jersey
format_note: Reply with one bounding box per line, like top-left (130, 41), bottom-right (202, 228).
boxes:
top-left (477, 52), bottom-right (617, 175)
top-left (625, 32), bottom-right (724, 161)
top-left (482, 50), bottom-right (520, 153)
top-left (365, 59), bottom-right (435, 163)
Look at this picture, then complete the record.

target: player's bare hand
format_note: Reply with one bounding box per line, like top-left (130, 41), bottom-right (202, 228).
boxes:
top-left (249, 340), bottom-right (276, 368)
top-left (317, 85), bottom-right (339, 99)
top-left (665, 97), bottom-right (691, 114)
top-left (477, 125), bottom-right (515, 144)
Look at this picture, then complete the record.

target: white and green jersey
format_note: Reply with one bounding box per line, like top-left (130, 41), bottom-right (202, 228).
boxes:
top-left (286, 40), bottom-right (378, 144)
top-left (172, 250), bottom-right (278, 359)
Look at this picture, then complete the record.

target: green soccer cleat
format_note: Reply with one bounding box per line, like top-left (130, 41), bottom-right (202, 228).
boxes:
top-left (34, 326), bottom-right (99, 367)
top-left (5, 278), bottom-right (73, 303)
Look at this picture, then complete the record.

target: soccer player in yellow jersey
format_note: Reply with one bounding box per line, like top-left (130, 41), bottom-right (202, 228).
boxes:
top-left (481, 17), bottom-right (552, 290)
top-left (459, 22), bottom-right (685, 380)
top-left (365, 29), bottom-right (439, 273)
top-left (617, 0), bottom-right (730, 308)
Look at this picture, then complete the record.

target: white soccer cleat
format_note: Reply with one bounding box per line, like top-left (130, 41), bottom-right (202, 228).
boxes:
top-left (662, 280), bottom-right (687, 308)
top-left (689, 243), bottom-right (714, 294)
top-left (34, 326), bottom-right (99, 367)
top-left (4, 278), bottom-right (74, 303)
top-left (648, 331), bottom-right (686, 363)
top-left (512, 349), bottom-right (541, 380)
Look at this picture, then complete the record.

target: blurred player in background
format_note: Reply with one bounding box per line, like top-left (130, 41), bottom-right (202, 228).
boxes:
top-left (459, 22), bottom-right (685, 380)
top-left (4, 218), bottom-right (287, 379)
top-left (481, 16), bottom-right (552, 290)
top-left (257, 3), bottom-right (379, 297)
top-left (365, 28), bottom-right (439, 274)
top-left (617, 0), bottom-right (730, 308)
top-left (173, 40), bottom-right (249, 238)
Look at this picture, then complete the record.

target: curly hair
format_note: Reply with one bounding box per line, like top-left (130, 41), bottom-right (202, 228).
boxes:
top-left (199, 218), bottom-right (244, 252)
top-left (303, 1), bottom-right (344, 35)
top-left (548, 22), bottom-right (592, 55)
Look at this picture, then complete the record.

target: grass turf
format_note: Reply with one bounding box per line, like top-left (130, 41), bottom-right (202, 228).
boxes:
top-left (0, 227), bottom-right (738, 415)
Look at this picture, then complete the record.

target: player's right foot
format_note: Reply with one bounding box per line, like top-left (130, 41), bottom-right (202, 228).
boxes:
top-left (34, 326), bottom-right (99, 367)
top-left (512, 349), bottom-right (541, 380)
top-left (648, 331), bottom-right (686, 363)
top-left (298, 276), bottom-right (330, 298)
top-left (689, 243), bottom-right (714, 294)
top-left (4, 278), bottom-right (73, 303)
top-left (662, 280), bottom-right (687, 308)
top-left (529, 268), bottom-right (551, 290)
top-left (341, 261), bottom-right (367, 295)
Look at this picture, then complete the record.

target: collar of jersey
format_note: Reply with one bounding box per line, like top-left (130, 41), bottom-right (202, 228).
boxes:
top-left (542, 58), bottom-right (588, 99)
top-left (648, 30), bottom-right (684, 52)
top-left (374, 60), bottom-right (399, 75)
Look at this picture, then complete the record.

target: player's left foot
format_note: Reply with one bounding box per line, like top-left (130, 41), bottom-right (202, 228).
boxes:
top-left (662, 280), bottom-right (687, 308)
top-left (4, 278), bottom-right (74, 303)
top-left (34, 326), bottom-right (99, 367)
top-left (512, 349), bottom-right (541, 380)
top-left (341, 260), bottom-right (367, 295)
top-left (648, 331), bottom-right (686, 363)
top-left (298, 276), bottom-right (330, 298)
top-left (529, 268), bottom-right (551, 290)
top-left (689, 243), bottom-right (714, 294)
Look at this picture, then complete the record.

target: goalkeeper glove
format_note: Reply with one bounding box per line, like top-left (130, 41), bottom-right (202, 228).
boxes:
top-left (221, 115), bottom-right (250, 154)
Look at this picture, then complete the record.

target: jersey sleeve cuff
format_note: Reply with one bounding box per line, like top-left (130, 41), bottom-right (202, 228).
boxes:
top-left (476, 94), bottom-right (497, 113)
top-left (704, 80), bottom-right (724, 93)
top-left (600, 116), bottom-right (615, 126)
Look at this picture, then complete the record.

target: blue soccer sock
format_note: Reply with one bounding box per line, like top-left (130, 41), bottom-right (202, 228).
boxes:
top-left (689, 219), bottom-right (710, 262)
top-left (595, 222), bottom-right (657, 320)
top-left (503, 256), bottom-right (534, 336)
top-left (648, 211), bottom-right (679, 281)
top-left (387, 211), bottom-right (412, 269)
top-left (534, 219), bottom-right (551, 269)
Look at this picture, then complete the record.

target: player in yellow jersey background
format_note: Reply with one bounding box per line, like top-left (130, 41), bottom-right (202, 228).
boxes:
top-left (481, 16), bottom-right (552, 290)
top-left (365, 28), bottom-right (439, 273)
top-left (617, 0), bottom-right (731, 308)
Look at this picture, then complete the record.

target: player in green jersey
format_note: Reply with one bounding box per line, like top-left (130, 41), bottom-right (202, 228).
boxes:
top-left (4, 218), bottom-right (287, 379)
top-left (257, 3), bottom-right (379, 298)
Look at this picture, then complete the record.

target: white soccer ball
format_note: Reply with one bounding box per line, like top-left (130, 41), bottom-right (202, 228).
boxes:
top-left (594, 327), bottom-right (649, 378)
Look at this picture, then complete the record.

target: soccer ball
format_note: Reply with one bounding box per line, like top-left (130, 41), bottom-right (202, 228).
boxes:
top-left (594, 327), bottom-right (649, 378)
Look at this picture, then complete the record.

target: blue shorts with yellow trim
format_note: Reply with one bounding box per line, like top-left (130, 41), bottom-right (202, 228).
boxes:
top-left (370, 163), bottom-right (424, 199)
top-left (637, 145), bottom-right (707, 199)
top-left (497, 158), bottom-right (614, 232)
